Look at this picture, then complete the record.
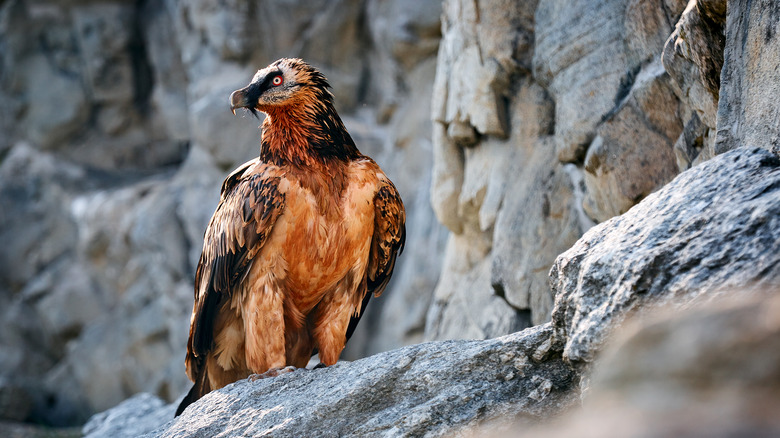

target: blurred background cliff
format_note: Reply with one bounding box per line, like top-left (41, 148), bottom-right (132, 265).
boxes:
top-left (0, 0), bottom-right (445, 426)
top-left (0, 0), bottom-right (775, 430)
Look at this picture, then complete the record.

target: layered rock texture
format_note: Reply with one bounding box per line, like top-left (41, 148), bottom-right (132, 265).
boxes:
top-left (1, 0), bottom-right (779, 435)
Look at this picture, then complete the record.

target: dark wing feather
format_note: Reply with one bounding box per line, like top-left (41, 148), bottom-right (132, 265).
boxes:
top-left (185, 161), bottom-right (286, 375)
top-left (366, 182), bottom-right (406, 296)
top-left (345, 282), bottom-right (371, 343)
top-left (345, 180), bottom-right (405, 342)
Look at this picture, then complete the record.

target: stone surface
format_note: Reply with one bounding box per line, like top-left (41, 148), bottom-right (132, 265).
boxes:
top-left (254, 0), bottom-right (367, 112)
top-left (0, 421), bottom-right (80, 438)
top-left (491, 144), bottom-right (584, 325)
top-left (715, 0), bottom-right (780, 155)
top-left (0, 377), bottom-right (32, 422)
top-left (673, 112), bottom-right (708, 171)
top-left (0, 143), bottom-right (82, 291)
top-left (662, 0), bottom-right (725, 129)
top-left (425, 232), bottom-right (528, 341)
top-left (187, 68), bottom-right (261, 169)
top-left (19, 54), bottom-right (90, 150)
top-left (83, 393), bottom-right (176, 438)
top-left (582, 61), bottom-right (683, 222)
top-left (115, 324), bottom-right (577, 438)
top-left (550, 148), bottom-right (780, 364)
top-left (427, 0), bottom-right (587, 339)
top-left (428, 0), bottom-right (698, 333)
top-left (140, 1), bottom-right (190, 144)
top-left (72, 3), bottom-right (137, 104)
top-left (427, 0), bottom-right (774, 339)
top-left (365, 0), bottom-right (441, 117)
top-left (431, 0), bottom-right (537, 234)
top-left (32, 171), bottom-right (199, 424)
top-left (623, 0), bottom-right (687, 66)
top-left (587, 291), bottom-right (780, 436)
top-left (533, 0), bottom-right (630, 163)
top-left (432, 0), bottom-right (533, 140)
top-left (662, 0), bottom-right (726, 166)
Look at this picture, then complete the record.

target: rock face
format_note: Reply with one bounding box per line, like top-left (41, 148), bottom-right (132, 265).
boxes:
top-left (423, 0), bottom-right (775, 347)
top-left (426, 0), bottom-right (703, 339)
top-left (428, 0), bottom-right (586, 339)
top-left (715, 0), bottom-right (780, 155)
top-left (662, 0), bottom-right (724, 143)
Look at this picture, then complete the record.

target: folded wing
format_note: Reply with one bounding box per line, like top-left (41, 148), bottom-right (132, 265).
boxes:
top-left (185, 161), bottom-right (286, 380)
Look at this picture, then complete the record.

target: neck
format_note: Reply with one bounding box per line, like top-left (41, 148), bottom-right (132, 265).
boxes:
top-left (259, 96), bottom-right (360, 168)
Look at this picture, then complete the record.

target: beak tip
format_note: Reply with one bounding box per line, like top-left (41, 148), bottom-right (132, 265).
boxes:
top-left (229, 89), bottom-right (244, 116)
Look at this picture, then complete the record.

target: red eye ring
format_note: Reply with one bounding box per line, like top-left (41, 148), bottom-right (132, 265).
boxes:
top-left (272, 75), bottom-right (283, 86)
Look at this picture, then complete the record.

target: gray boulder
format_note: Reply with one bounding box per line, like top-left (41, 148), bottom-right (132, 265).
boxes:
top-left (87, 324), bottom-right (577, 438)
top-left (551, 147), bottom-right (780, 364)
top-left (83, 393), bottom-right (177, 438)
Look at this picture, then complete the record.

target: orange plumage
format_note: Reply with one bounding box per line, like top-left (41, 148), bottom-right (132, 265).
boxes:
top-left (176, 58), bottom-right (405, 416)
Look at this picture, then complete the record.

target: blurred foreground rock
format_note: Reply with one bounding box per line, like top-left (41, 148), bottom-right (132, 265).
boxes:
top-left (502, 292), bottom-right (780, 438)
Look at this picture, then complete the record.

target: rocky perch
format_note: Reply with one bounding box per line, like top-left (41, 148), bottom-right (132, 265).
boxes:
top-left (83, 147), bottom-right (780, 437)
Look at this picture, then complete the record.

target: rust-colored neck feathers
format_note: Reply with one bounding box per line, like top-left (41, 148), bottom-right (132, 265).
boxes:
top-left (259, 87), bottom-right (360, 170)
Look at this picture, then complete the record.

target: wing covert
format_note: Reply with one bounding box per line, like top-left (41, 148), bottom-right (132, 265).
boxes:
top-left (186, 164), bottom-right (286, 368)
top-left (367, 181), bottom-right (406, 298)
top-left (344, 179), bottom-right (405, 343)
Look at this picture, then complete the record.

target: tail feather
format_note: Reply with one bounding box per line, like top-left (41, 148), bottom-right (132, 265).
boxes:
top-left (175, 366), bottom-right (210, 417)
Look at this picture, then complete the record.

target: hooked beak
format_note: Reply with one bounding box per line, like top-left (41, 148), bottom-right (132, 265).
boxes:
top-left (229, 87), bottom-right (250, 115)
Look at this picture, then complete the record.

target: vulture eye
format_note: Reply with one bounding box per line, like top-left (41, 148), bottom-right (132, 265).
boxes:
top-left (272, 75), bottom-right (283, 86)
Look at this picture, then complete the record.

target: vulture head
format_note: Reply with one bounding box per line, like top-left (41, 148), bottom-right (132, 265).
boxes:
top-left (229, 58), bottom-right (332, 117)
